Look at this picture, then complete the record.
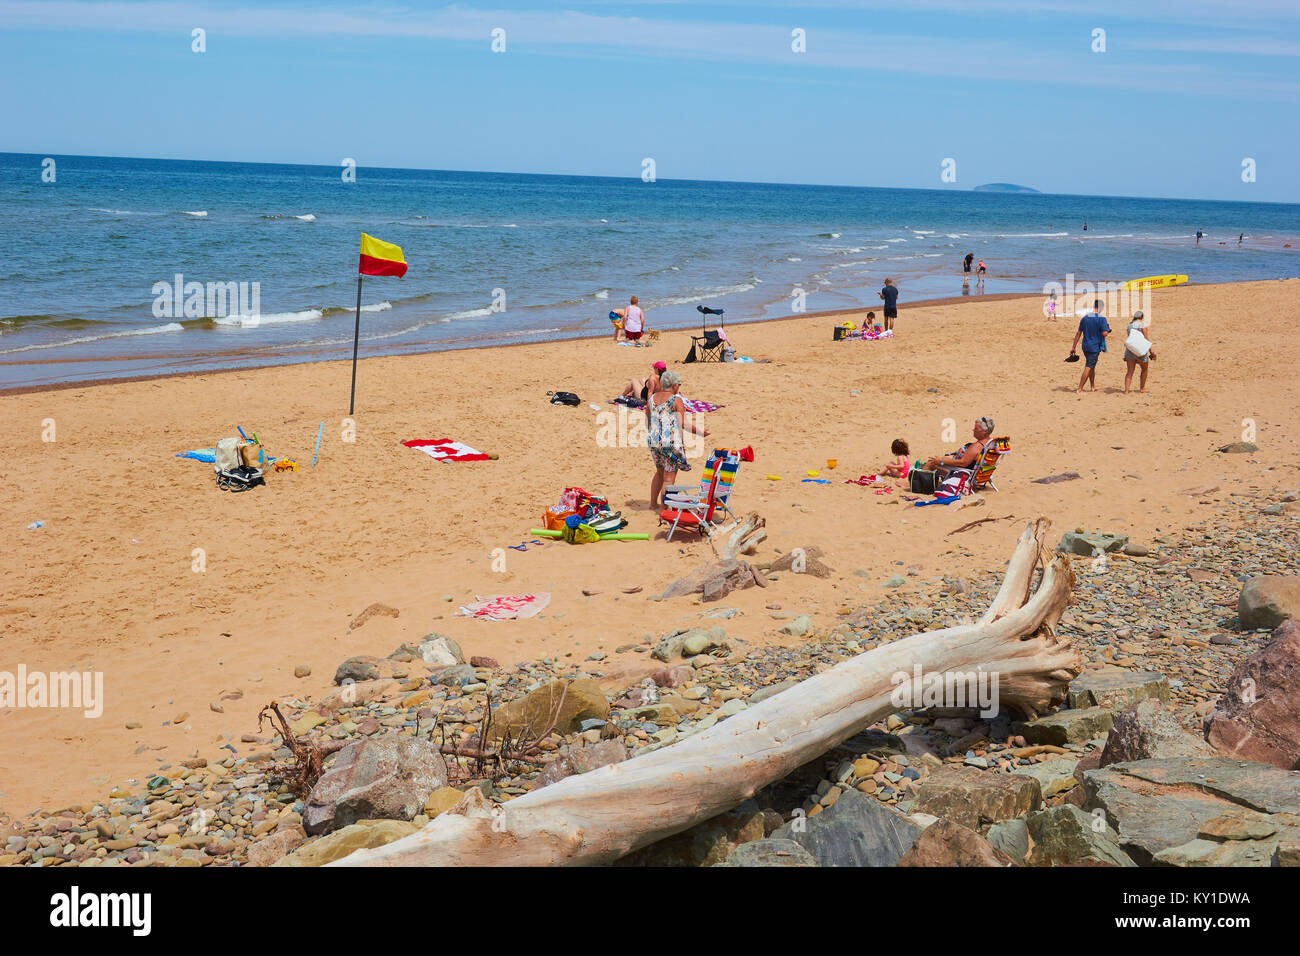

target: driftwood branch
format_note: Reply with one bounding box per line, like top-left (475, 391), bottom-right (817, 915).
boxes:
top-left (709, 512), bottom-right (767, 561)
top-left (948, 514), bottom-right (1015, 535)
top-left (333, 518), bottom-right (1079, 868)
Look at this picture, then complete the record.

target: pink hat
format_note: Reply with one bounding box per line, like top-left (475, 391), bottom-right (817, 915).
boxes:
top-left (653, 361), bottom-right (667, 371)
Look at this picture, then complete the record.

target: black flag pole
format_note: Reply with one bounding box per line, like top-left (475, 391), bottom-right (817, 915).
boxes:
top-left (348, 273), bottom-right (362, 415)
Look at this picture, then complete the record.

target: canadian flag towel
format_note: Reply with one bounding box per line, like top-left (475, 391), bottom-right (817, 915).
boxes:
top-left (402, 439), bottom-right (490, 462)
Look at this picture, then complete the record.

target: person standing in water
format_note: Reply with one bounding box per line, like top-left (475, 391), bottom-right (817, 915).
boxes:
top-left (1196, 229), bottom-right (1204, 245)
top-left (963, 253), bottom-right (974, 274)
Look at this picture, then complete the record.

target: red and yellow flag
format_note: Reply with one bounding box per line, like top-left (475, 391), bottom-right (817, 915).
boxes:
top-left (358, 233), bottom-right (407, 277)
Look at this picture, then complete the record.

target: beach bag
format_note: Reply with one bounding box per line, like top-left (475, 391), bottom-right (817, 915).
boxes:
top-left (544, 505), bottom-right (578, 531)
top-left (239, 441), bottom-right (260, 469)
top-left (909, 468), bottom-right (940, 495)
top-left (1125, 328), bottom-right (1151, 357)
top-left (214, 437), bottom-right (241, 474)
top-left (940, 472), bottom-right (971, 497)
top-left (549, 391), bottom-right (581, 406)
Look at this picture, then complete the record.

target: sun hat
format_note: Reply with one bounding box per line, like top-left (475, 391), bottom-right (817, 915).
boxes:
top-left (653, 361), bottom-right (667, 371)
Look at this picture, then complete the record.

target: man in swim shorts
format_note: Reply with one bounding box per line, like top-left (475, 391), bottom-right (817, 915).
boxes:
top-left (1070, 299), bottom-right (1111, 394)
top-left (879, 278), bottom-right (899, 332)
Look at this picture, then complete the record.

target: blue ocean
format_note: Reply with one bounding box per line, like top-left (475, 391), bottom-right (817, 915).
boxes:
top-left (1, 153), bottom-right (1296, 389)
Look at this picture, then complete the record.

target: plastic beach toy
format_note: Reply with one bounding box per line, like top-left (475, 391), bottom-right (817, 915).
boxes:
top-left (807, 470), bottom-right (820, 477)
top-left (765, 475), bottom-right (782, 481)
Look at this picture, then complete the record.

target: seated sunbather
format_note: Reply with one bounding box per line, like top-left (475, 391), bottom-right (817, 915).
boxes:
top-left (620, 361), bottom-right (666, 404)
top-left (920, 416), bottom-right (994, 480)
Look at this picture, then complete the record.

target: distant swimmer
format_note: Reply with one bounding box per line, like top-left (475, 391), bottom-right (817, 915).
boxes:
top-left (1083, 222), bottom-right (1088, 231)
top-left (1239, 233), bottom-right (1244, 245)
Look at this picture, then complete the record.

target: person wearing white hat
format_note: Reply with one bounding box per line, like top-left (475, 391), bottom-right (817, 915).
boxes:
top-left (1123, 310), bottom-right (1155, 394)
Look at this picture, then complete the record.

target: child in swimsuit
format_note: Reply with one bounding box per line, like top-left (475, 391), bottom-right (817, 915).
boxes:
top-left (880, 439), bottom-right (911, 480)
top-left (1046, 292), bottom-right (1057, 319)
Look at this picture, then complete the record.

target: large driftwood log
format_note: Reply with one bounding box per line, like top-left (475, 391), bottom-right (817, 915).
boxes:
top-left (334, 519), bottom-right (1079, 867)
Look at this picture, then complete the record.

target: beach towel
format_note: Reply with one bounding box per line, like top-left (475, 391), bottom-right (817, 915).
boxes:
top-left (914, 495), bottom-right (960, 507)
top-left (457, 592), bottom-right (551, 620)
top-left (609, 397), bottom-right (724, 413)
top-left (402, 439), bottom-right (489, 462)
top-left (176, 449), bottom-right (217, 463)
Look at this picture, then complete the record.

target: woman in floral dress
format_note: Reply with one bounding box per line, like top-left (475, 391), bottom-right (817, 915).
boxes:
top-left (646, 370), bottom-right (710, 510)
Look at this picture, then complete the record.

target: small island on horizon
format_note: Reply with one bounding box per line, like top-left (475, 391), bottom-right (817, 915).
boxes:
top-left (973, 182), bottom-right (1041, 194)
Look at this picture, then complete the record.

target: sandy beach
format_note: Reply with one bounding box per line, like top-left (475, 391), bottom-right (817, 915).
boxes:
top-left (3, 278), bottom-right (1299, 820)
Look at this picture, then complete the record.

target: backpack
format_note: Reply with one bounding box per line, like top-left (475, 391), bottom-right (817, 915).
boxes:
top-left (549, 391), bottom-right (581, 406)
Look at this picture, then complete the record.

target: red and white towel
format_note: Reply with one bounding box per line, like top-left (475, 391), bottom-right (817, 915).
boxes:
top-left (402, 439), bottom-right (489, 462)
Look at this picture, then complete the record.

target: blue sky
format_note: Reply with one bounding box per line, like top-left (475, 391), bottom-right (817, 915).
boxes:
top-left (2, 0), bottom-right (1298, 201)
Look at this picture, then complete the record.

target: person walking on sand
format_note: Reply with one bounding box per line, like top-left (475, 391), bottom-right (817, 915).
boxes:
top-left (646, 370), bottom-right (709, 510)
top-left (879, 278), bottom-right (900, 332)
top-left (1070, 299), bottom-right (1110, 394)
top-left (623, 295), bottom-right (646, 345)
top-left (1122, 310), bottom-right (1155, 394)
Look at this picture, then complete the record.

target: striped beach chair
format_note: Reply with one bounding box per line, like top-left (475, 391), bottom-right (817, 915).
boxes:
top-left (661, 450), bottom-right (741, 540)
top-left (967, 436), bottom-right (1011, 492)
top-left (664, 447), bottom-right (741, 521)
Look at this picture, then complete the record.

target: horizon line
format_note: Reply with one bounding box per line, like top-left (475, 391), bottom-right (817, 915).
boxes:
top-left (3, 150), bottom-right (1293, 209)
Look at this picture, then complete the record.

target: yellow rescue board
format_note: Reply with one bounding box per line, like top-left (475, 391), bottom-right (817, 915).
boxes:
top-left (1123, 274), bottom-right (1188, 291)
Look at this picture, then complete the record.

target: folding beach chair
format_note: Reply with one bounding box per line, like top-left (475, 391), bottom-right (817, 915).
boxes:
top-left (664, 448), bottom-right (741, 522)
top-left (685, 305), bottom-right (726, 363)
top-left (660, 465), bottom-right (729, 541)
top-left (950, 436), bottom-right (1011, 493)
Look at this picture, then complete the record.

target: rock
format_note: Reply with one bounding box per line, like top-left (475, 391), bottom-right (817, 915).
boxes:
top-left (417, 634), bottom-right (465, 667)
top-left (1067, 668), bottom-right (1170, 710)
top-left (293, 664), bottom-right (312, 678)
top-left (274, 819), bottom-right (418, 867)
top-left (763, 546), bottom-right (833, 578)
top-left (1057, 531), bottom-right (1129, 556)
top-left (303, 735), bottom-right (449, 834)
top-left (1154, 837), bottom-right (1277, 867)
top-left (246, 826), bottom-right (306, 866)
top-left (1024, 806), bottom-right (1136, 867)
top-left (423, 787), bottom-right (466, 818)
top-left (772, 789), bottom-right (922, 867)
top-left (332, 656), bottom-right (399, 684)
top-left (909, 766), bottom-right (1042, 829)
top-left (1204, 620), bottom-right (1300, 769)
top-left (1011, 756), bottom-right (1080, 798)
top-left (469, 655), bottom-right (499, 669)
top-left (1198, 810), bottom-right (1279, 842)
top-left (986, 819), bottom-right (1030, 863)
top-left (1237, 576), bottom-right (1300, 630)
top-left (884, 574), bottom-right (907, 588)
top-left (651, 665), bottom-right (694, 688)
top-left (488, 678), bottom-right (609, 739)
top-left (433, 663), bottom-right (476, 686)
top-left (1123, 543), bottom-right (1151, 557)
top-left (897, 819), bottom-right (1016, 867)
top-left (714, 838), bottom-right (819, 867)
top-left (778, 615), bottom-right (812, 638)
top-left (320, 677), bottom-right (398, 709)
top-left (620, 804), bottom-right (765, 866)
top-left (660, 560), bottom-right (765, 601)
top-left (533, 740), bottom-right (627, 789)
top-left (651, 631), bottom-right (690, 662)
top-left (1099, 699), bottom-right (1217, 767)
top-left (1014, 706), bottom-right (1114, 746)
top-left (1082, 757), bottom-right (1300, 865)
top-left (1217, 441), bottom-right (1258, 454)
